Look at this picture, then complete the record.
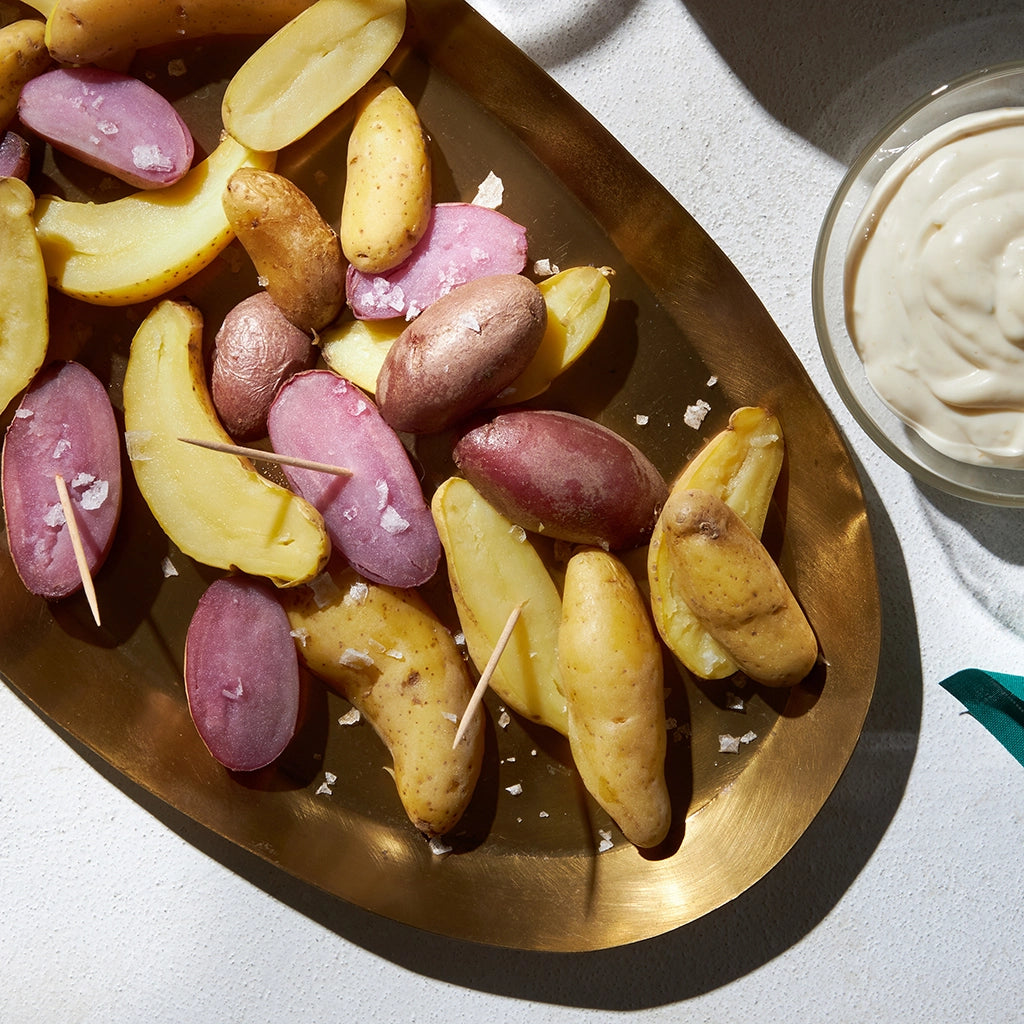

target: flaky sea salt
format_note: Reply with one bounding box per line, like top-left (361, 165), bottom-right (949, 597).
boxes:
top-left (684, 399), bottom-right (712, 429)
top-left (429, 837), bottom-right (453, 856)
top-left (310, 572), bottom-right (341, 608)
top-left (161, 556), bottom-right (178, 578)
top-left (505, 783), bottom-right (523, 796)
top-left (338, 708), bottom-right (361, 726)
top-left (79, 478), bottom-right (109, 511)
top-left (472, 170), bottom-right (504, 208)
top-left (132, 143), bottom-right (173, 171)
top-left (380, 505), bottom-right (410, 534)
top-left (635, 413), bottom-right (649, 426)
top-left (339, 648), bottom-right (374, 668)
top-left (719, 734), bottom-right (742, 754)
top-left (597, 830), bottom-right (614, 853)
top-left (533, 257), bottom-right (559, 276)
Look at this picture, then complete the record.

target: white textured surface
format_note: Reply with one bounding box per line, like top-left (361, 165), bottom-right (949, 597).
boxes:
top-left (5, 1), bottom-right (1024, 1020)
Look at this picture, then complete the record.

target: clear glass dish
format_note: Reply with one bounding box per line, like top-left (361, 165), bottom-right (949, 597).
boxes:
top-left (813, 60), bottom-right (1024, 505)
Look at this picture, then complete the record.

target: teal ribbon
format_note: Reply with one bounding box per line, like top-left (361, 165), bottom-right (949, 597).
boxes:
top-left (939, 669), bottom-right (1024, 768)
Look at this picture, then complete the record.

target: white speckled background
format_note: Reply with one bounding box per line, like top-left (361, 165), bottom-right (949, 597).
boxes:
top-left (5, 1), bottom-right (1024, 1021)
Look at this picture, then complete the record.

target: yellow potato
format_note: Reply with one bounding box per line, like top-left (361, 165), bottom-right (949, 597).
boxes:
top-left (492, 266), bottom-right (612, 406)
top-left (559, 548), bottom-right (670, 848)
top-left (281, 563), bottom-right (484, 838)
top-left (648, 406), bottom-right (784, 679)
top-left (319, 315), bottom-right (404, 392)
top-left (431, 476), bottom-right (568, 735)
top-left (657, 488), bottom-right (818, 687)
top-left (33, 134), bottom-right (275, 306)
top-left (222, 167), bottom-right (345, 333)
top-left (0, 178), bottom-right (48, 416)
top-left (222, 0), bottom-right (406, 153)
top-left (0, 18), bottom-right (49, 129)
top-left (341, 72), bottom-right (431, 273)
top-left (44, 0), bottom-right (314, 64)
top-left (123, 299), bottom-right (330, 587)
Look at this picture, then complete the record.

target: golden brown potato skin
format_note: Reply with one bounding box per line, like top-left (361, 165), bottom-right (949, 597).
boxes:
top-left (282, 564), bottom-right (484, 838)
top-left (659, 488), bottom-right (818, 687)
top-left (559, 548), bottom-right (670, 848)
top-left (222, 167), bottom-right (345, 333)
top-left (342, 73), bottom-right (431, 273)
top-left (0, 19), bottom-right (50, 129)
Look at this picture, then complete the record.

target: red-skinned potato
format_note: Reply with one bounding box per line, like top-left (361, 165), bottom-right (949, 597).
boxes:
top-left (210, 292), bottom-right (317, 441)
top-left (267, 370), bottom-right (441, 588)
top-left (453, 409), bottom-right (668, 550)
top-left (376, 273), bottom-right (546, 434)
top-left (18, 67), bottom-right (194, 189)
top-left (2, 361), bottom-right (122, 600)
top-left (184, 575), bottom-right (300, 772)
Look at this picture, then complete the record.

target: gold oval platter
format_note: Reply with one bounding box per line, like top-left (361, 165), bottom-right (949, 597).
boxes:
top-left (0, 0), bottom-right (881, 951)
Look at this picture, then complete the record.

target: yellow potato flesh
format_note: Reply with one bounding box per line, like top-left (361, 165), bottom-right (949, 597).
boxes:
top-left (431, 476), bottom-right (568, 736)
top-left (492, 266), bottom-right (612, 406)
top-left (342, 73), bottom-right (431, 273)
top-left (222, 0), bottom-right (406, 153)
top-left (123, 300), bottom-right (329, 587)
top-left (648, 406), bottom-right (784, 679)
top-left (319, 316), bottom-right (404, 392)
top-left (659, 488), bottom-right (818, 687)
top-left (0, 178), bottom-right (48, 416)
top-left (559, 548), bottom-right (670, 848)
top-left (0, 19), bottom-right (50, 127)
top-left (281, 563), bottom-right (484, 837)
top-left (33, 135), bottom-right (275, 306)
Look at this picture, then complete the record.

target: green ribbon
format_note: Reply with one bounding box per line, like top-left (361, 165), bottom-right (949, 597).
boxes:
top-left (939, 669), bottom-right (1024, 768)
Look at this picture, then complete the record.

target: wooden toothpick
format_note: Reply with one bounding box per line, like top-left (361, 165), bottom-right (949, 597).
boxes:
top-left (452, 601), bottom-right (526, 749)
top-left (54, 474), bottom-right (101, 627)
top-left (177, 437), bottom-right (352, 478)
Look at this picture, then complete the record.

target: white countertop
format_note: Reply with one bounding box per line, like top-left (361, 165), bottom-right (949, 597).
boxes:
top-left (5, 1), bottom-right (1024, 1021)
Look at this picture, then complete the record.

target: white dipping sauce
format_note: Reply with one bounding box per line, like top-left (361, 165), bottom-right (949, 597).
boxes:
top-left (846, 107), bottom-right (1024, 466)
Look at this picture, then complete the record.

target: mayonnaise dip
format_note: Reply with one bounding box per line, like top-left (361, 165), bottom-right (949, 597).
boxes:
top-left (846, 107), bottom-right (1024, 466)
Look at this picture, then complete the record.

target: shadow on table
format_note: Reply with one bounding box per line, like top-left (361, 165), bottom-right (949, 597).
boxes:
top-left (679, 0), bottom-right (1024, 166)
top-left (54, 458), bottom-right (920, 1010)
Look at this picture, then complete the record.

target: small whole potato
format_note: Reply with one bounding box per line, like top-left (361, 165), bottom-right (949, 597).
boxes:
top-left (210, 292), bottom-right (317, 441)
top-left (223, 167), bottom-right (346, 333)
top-left (453, 409), bottom-right (668, 550)
top-left (376, 273), bottom-right (546, 433)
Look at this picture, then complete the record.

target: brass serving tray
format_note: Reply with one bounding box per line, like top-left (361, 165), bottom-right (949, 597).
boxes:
top-left (0, 0), bottom-right (880, 951)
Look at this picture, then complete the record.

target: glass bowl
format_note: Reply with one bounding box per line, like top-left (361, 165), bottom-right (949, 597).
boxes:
top-left (812, 60), bottom-right (1024, 505)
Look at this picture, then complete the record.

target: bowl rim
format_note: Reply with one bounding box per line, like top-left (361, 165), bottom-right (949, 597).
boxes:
top-left (812, 58), bottom-right (1024, 506)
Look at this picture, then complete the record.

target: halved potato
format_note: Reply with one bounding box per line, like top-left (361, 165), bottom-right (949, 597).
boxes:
top-left (123, 299), bottom-right (329, 587)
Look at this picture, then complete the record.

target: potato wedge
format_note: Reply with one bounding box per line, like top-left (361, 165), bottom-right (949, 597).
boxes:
top-left (281, 563), bottom-right (484, 837)
top-left (123, 300), bottom-right (329, 587)
top-left (0, 177), bottom-right (48, 416)
top-left (342, 72), bottom-right (431, 273)
top-left (492, 266), bottom-right (612, 406)
top-left (33, 133), bottom-right (275, 305)
top-left (44, 0), bottom-right (313, 65)
top-left (319, 315), bottom-right (404, 392)
top-left (657, 488), bottom-right (817, 687)
top-left (222, 0), bottom-right (406, 153)
top-left (0, 19), bottom-right (50, 130)
top-left (431, 476), bottom-right (568, 735)
top-left (648, 406), bottom-right (784, 679)
top-left (559, 548), bottom-right (670, 848)
top-left (222, 167), bottom-right (345, 333)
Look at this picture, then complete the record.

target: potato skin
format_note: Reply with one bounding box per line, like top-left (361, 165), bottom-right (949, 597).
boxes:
top-left (223, 167), bottom-right (345, 333)
top-left (0, 19), bottom-right (50, 131)
top-left (281, 563), bottom-right (484, 837)
top-left (211, 292), bottom-right (316, 441)
top-left (342, 73), bottom-right (431, 273)
top-left (453, 409), bottom-right (668, 550)
top-left (376, 273), bottom-right (546, 433)
top-left (559, 548), bottom-right (670, 848)
top-left (659, 488), bottom-right (818, 686)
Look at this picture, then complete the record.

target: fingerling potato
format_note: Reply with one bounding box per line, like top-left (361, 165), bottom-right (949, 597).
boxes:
top-left (648, 406), bottom-right (784, 679)
top-left (658, 488), bottom-right (818, 687)
top-left (223, 167), bottom-right (345, 333)
top-left (559, 548), bottom-right (670, 848)
top-left (281, 563), bottom-right (484, 838)
top-left (342, 73), bottom-right (431, 273)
